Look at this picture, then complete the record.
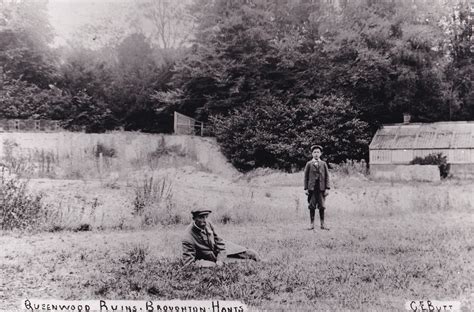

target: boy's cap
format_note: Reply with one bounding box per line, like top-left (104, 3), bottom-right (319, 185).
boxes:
top-left (191, 209), bottom-right (212, 217)
top-left (311, 145), bottom-right (323, 152)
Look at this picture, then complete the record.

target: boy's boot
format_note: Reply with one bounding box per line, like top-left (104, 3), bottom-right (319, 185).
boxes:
top-left (308, 209), bottom-right (315, 230)
top-left (320, 209), bottom-right (329, 230)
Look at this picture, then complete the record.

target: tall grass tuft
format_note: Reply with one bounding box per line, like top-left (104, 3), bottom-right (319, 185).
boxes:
top-left (330, 159), bottom-right (368, 176)
top-left (132, 176), bottom-right (181, 226)
top-left (94, 143), bottom-right (117, 158)
top-left (2, 139), bottom-right (33, 177)
top-left (0, 167), bottom-right (45, 230)
top-left (121, 243), bottom-right (149, 266)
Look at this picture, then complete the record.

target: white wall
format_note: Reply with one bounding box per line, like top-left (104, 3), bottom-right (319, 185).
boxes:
top-left (0, 132), bottom-right (239, 178)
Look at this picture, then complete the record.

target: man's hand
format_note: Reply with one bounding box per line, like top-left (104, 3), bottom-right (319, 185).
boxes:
top-left (323, 190), bottom-right (329, 197)
top-left (305, 190), bottom-right (309, 196)
top-left (216, 260), bottom-right (224, 267)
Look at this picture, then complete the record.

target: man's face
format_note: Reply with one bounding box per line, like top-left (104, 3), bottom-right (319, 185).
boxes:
top-left (194, 214), bottom-right (208, 228)
top-left (312, 149), bottom-right (322, 160)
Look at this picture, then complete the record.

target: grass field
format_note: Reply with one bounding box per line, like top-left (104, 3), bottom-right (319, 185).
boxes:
top-left (1, 148), bottom-right (473, 311)
top-left (1, 210), bottom-right (472, 311)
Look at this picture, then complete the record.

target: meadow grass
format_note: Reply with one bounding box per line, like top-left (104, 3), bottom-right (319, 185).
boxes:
top-left (1, 210), bottom-right (471, 311)
top-left (13, 167), bottom-right (474, 234)
top-left (1, 143), bottom-right (473, 311)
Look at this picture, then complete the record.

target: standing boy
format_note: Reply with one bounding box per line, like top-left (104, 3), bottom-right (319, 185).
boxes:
top-left (303, 145), bottom-right (331, 230)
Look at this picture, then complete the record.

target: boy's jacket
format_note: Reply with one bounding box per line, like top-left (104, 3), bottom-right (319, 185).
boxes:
top-left (304, 159), bottom-right (331, 191)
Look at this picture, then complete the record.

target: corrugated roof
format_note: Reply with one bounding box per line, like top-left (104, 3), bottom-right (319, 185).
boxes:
top-left (415, 131), bottom-right (436, 148)
top-left (452, 132), bottom-right (471, 148)
top-left (369, 121), bottom-right (474, 150)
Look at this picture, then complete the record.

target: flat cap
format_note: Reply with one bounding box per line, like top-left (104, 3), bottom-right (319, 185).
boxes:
top-left (311, 145), bottom-right (323, 152)
top-left (191, 209), bottom-right (212, 217)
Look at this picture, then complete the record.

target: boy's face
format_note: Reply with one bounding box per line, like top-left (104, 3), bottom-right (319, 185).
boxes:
top-left (312, 149), bottom-right (322, 159)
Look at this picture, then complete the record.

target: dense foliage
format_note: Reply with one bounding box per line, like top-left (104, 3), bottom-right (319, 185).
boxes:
top-left (1, 0), bottom-right (473, 171)
top-left (213, 96), bottom-right (370, 170)
top-left (162, 0), bottom-right (473, 170)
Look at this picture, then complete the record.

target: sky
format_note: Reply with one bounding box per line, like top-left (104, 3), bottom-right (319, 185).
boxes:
top-left (47, 0), bottom-right (135, 47)
top-left (46, 0), bottom-right (195, 49)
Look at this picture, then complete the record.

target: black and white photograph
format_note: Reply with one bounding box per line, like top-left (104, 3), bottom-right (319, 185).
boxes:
top-left (0, 0), bottom-right (473, 311)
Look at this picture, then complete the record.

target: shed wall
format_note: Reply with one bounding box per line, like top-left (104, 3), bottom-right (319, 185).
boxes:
top-left (370, 163), bottom-right (474, 179)
top-left (392, 150), bottom-right (413, 163)
top-left (370, 148), bottom-right (474, 164)
top-left (450, 164), bottom-right (474, 179)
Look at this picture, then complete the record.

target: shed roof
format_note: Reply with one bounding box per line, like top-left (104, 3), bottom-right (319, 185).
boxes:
top-left (369, 121), bottom-right (474, 150)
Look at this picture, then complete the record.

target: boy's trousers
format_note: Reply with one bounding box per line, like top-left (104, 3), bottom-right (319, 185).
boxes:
top-left (307, 188), bottom-right (326, 210)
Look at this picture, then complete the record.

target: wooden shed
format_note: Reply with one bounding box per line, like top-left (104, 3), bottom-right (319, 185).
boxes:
top-left (369, 121), bottom-right (474, 178)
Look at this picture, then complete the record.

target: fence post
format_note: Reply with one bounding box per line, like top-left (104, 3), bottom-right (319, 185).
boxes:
top-left (99, 152), bottom-right (103, 175)
top-left (173, 112), bottom-right (177, 134)
top-left (201, 122), bottom-right (204, 136)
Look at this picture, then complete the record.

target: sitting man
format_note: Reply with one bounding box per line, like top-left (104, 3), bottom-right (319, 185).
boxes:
top-left (182, 209), bottom-right (260, 267)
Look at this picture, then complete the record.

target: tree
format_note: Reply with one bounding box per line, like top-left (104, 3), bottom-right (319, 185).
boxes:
top-left (135, 0), bottom-right (195, 49)
top-left (63, 91), bottom-right (118, 133)
top-left (0, 0), bottom-right (58, 88)
top-left (319, 1), bottom-right (450, 127)
top-left (66, 1), bottom-right (138, 50)
top-left (443, 1), bottom-right (474, 120)
top-left (164, 0), bottom-right (321, 120)
top-left (213, 95), bottom-right (370, 172)
top-left (108, 33), bottom-right (175, 132)
top-left (0, 0), bottom-right (73, 122)
top-left (0, 73), bottom-right (71, 120)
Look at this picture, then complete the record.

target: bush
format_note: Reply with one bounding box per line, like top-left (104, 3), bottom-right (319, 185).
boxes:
top-left (0, 168), bottom-right (45, 230)
top-left (410, 153), bottom-right (450, 179)
top-left (94, 143), bottom-right (116, 158)
top-left (146, 143), bottom-right (186, 166)
top-left (212, 95), bottom-right (370, 172)
top-left (121, 243), bottom-right (150, 266)
top-left (132, 176), bottom-right (180, 226)
top-left (2, 139), bottom-right (32, 176)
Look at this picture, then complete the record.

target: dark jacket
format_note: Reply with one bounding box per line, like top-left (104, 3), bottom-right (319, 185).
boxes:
top-left (304, 159), bottom-right (331, 191)
top-left (182, 222), bottom-right (226, 266)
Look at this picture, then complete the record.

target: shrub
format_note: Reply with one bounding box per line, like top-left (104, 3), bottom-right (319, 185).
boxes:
top-left (74, 223), bottom-right (91, 232)
top-left (132, 176), bottom-right (180, 226)
top-left (2, 139), bottom-right (32, 176)
top-left (144, 142), bottom-right (186, 170)
top-left (133, 176), bottom-right (164, 215)
top-left (219, 212), bottom-right (232, 224)
top-left (121, 243), bottom-right (149, 266)
top-left (410, 153), bottom-right (450, 178)
top-left (0, 168), bottom-right (45, 230)
top-left (330, 159), bottom-right (368, 176)
top-left (94, 143), bottom-right (116, 158)
top-left (212, 95), bottom-right (370, 172)
top-left (37, 150), bottom-right (57, 178)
